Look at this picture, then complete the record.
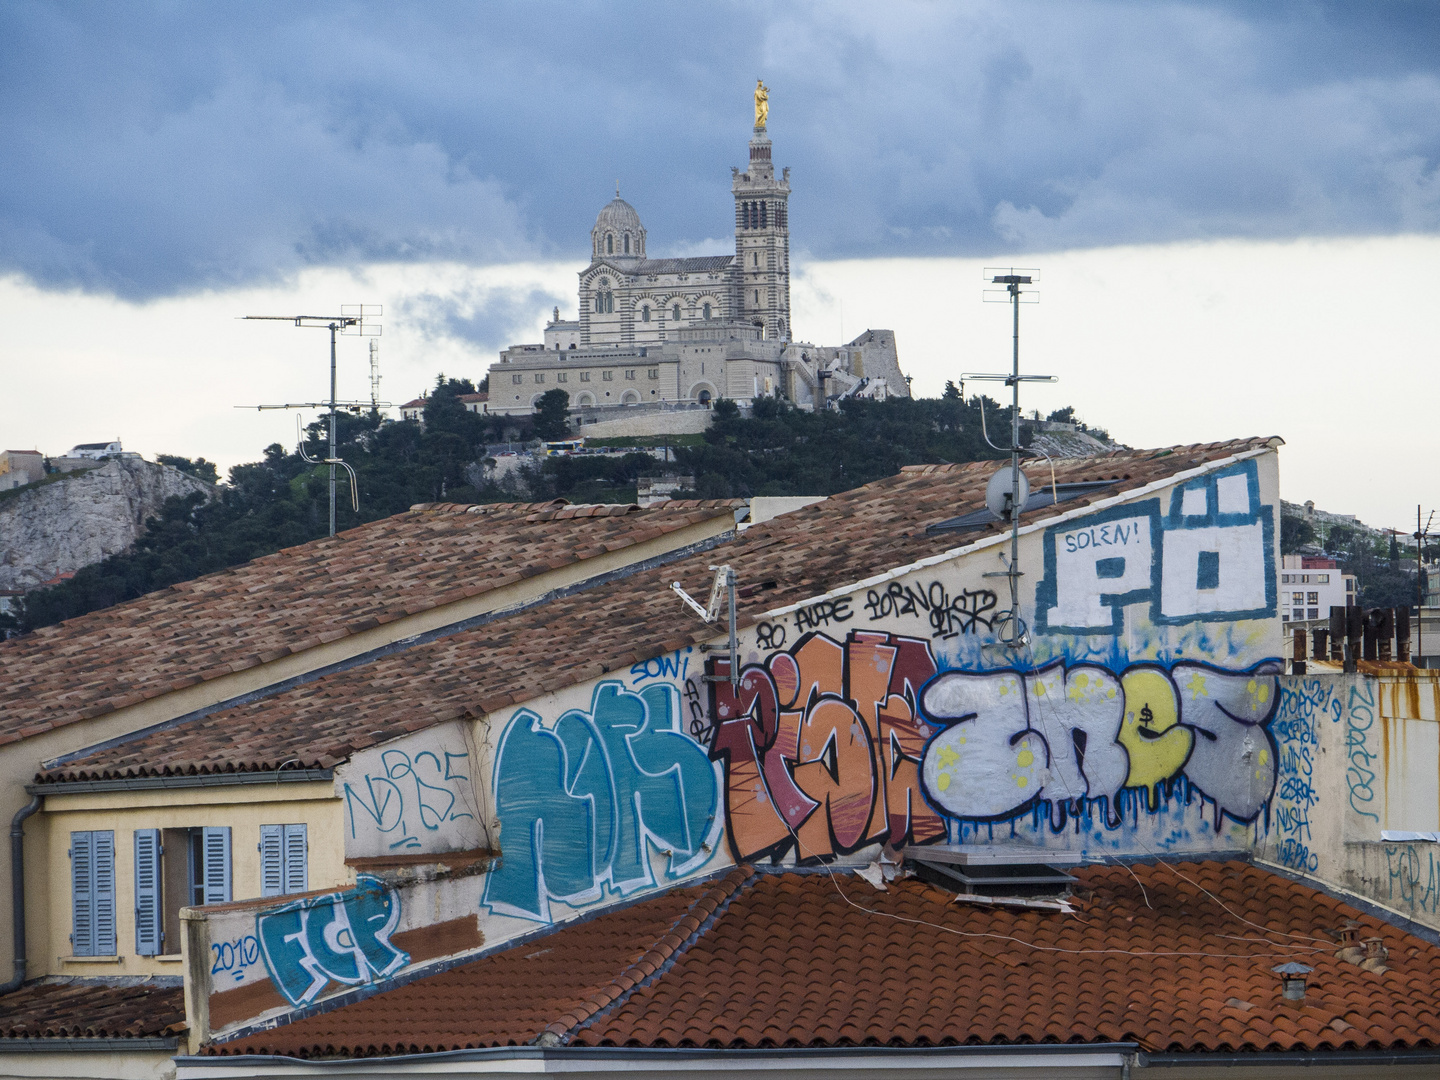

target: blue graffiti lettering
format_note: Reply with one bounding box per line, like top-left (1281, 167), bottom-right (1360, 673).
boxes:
top-left (1037, 461), bottom-right (1276, 636)
top-left (1346, 681), bottom-right (1381, 822)
top-left (210, 934), bottom-right (261, 983)
top-left (629, 649), bottom-right (691, 684)
top-left (1385, 845), bottom-right (1440, 915)
top-left (256, 875), bottom-right (408, 1006)
top-left (1270, 680), bottom-right (1326, 873)
top-left (484, 680), bottom-right (720, 923)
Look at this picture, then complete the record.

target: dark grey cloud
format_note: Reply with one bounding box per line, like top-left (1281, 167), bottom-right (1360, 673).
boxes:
top-left (397, 286), bottom-right (567, 355)
top-left (2, 0), bottom-right (1438, 299)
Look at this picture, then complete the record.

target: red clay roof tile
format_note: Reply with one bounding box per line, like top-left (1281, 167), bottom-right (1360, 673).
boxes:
top-left (206, 860), bottom-right (1438, 1059)
top-left (0, 501), bottom-right (737, 743)
top-left (38, 440), bottom-right (1277, 780)
top-left (0, 979), bottom-right (184, 1040)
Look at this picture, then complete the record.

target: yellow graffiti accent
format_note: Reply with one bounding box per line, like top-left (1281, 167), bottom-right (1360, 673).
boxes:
top-left (1246, 677), bottom-right (1270, 705)
top-left (937, 772), bottom-right (951, 791)
top-left (1185, 671), bottom-right (1208, 700)
top-left (1017, 748), bottom-right (1035, 767)
top-left (937, 745), bottom-right (959, 768)
top-left (1119, 669), bottom-right (1193, 792)
top-left (1035, 681), bottom-right (1047, 696)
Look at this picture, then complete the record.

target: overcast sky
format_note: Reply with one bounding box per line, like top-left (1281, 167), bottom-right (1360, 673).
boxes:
top-left (1, 1), bottom-right (1438, 529)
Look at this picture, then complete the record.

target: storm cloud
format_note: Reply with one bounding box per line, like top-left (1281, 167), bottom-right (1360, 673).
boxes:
top-left (3, 0), bottom-right (1438, 299)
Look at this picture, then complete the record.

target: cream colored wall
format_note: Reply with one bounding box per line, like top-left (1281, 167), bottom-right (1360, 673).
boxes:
top-left (0, 1048), bottom-right (177, 1080)
top-left (35, 783), bottom-right (342, 979)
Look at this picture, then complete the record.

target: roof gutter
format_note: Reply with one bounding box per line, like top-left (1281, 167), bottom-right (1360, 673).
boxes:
top-left (27, 769), bottom-right (333, 796)
top-left (1142, 1048), bottom-right (1440, 1068)
top-left (0, 794), bottom-right (41, 995)
top-left (0, 1036), bottom-right (179, 1053)
top-left (175, 1043), bottom-right (1141, 1077)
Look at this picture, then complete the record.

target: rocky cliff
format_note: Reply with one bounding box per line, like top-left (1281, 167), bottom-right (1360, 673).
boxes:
top-left (0, 458), bottom-right (215, 591)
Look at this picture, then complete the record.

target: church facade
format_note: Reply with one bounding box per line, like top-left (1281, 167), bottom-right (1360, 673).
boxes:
top-left (488, 96), bottom-right (908, 418)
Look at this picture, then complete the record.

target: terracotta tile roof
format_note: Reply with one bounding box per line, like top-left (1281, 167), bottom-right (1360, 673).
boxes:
top-left (210, 870), bottom-right (752, 1056)
top-left (40, 439), bottom-right (1278, 781)
top-left (0, 979), bottom-right (184, 1040)
top-left (0, 500), bottom-right (738, 747)
top-left (206, 860), bottom-right (1440, 1058)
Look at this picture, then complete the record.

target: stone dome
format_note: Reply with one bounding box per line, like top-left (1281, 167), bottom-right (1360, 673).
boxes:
top-left (591, 197), bottom-right (645, 259)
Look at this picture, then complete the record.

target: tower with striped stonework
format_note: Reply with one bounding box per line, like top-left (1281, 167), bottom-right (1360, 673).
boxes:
top-left (732, 118), bottom-right (791, 341)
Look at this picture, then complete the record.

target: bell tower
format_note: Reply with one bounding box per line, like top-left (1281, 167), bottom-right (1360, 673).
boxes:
top-left (733, 85), bottom-right (791, 341)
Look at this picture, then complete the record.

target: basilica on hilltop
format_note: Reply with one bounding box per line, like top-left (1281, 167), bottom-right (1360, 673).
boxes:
top-left (488, 85), bottom-right (909, 420)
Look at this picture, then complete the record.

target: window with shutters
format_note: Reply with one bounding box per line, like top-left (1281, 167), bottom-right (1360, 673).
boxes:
top-left (134, 829), bottom-right (162, 955)
top-left (260, 824), bottom-right (308, 897)
top-left (70, 830), bottom-right (115, 957)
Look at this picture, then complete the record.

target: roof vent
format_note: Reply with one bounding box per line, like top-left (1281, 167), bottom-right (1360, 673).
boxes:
top-left (1273, 962), bottom-right (1313, 1002)
top-left (907, 846), bottom-right (1079, 899)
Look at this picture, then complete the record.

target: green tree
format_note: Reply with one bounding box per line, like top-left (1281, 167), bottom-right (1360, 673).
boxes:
top-left (1281, 514), bottom-right (1316, 555)
top-left (156, 454), bottom-right (219, 483)
top-left (532, 388), bottom-right (572, 441)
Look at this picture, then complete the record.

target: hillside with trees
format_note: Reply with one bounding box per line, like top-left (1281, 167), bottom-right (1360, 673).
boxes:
top-left (3, 378), bottom-right (1109, 634)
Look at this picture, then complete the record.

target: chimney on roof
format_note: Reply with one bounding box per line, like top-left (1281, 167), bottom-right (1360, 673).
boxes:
top-left (1273, 962), bottom-right (1313, 1002)
top-left (1360, 937), bottom-right (1389, 974)
top-left (1334, 920), bottom-right (1364, 965)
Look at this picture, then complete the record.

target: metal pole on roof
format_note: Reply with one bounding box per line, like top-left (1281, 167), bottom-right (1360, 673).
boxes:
top-left (968, 270), bottom-right (1051, 649)
top-left (1008, 277), bottom-right (1022, 646)
top-left (329, 322), bottom-right (339, 537)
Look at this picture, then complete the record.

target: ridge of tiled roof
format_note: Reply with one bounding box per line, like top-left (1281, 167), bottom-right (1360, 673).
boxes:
top-left (0, 979), bottom-right (184, 1040)
top-left (0, 501), bottom-right (738, 745)
top-left (40, 439), bottom-right (1277, 781)
top-left (204, 861), bottom-right (1440, 1058)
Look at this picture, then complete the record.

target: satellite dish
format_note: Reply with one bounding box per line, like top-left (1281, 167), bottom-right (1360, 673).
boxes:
top-left (985, 466), bottom-right (1030, 522)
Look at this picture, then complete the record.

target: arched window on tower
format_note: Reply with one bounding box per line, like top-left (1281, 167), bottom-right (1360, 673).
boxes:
top-left (672, 303), bottom-right (680, 321)
top-left (702, 303), bottom-right (711, 320)
top-left (641, 305), bottom-right (650, 322)
top-left (624, 233), bottom-right (630, 254)
top-left (606, 234), bottom-right (613, 254)
top-left (760, 202), bottom-right (768, 228)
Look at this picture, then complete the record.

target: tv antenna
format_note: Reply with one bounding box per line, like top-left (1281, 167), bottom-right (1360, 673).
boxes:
top-left (238, 306), bottom-right (386, 537)
top-left (369, 338), bottom-right (382, 410)
top-left (1416, 507), bottom-right (1434, 665)
top-left (961, 268), bottom-right (1055, 650)
top-left (672, 565), bottom-right (740, 691)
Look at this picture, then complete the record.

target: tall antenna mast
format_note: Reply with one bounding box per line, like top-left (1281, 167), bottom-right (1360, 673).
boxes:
top-left (1416, 506), bottom-right (1434, 667)
top-left (239, 306), bottom-right (384, 537)
top-left (369, 338), bottom-right (382, 410)
top-left (962, 268), bottom-right (1054, 650)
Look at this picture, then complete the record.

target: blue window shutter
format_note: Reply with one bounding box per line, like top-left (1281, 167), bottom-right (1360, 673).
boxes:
top-left (133, 829), bottom-right (162, 955)
top-left (71, 831), bottom-right (93, 957)
top-left (202, 827), bottom-right (231, 904)
top-left (283, 824), bottom-right (308, 895)
top-left (93, 831), bottom-right (116, 955)
top-left (259, 825), bottom-right (283, 897)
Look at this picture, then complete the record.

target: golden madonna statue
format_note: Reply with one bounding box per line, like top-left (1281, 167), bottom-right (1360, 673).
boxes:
top-left (754, 79), bottom-right (769, 128)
